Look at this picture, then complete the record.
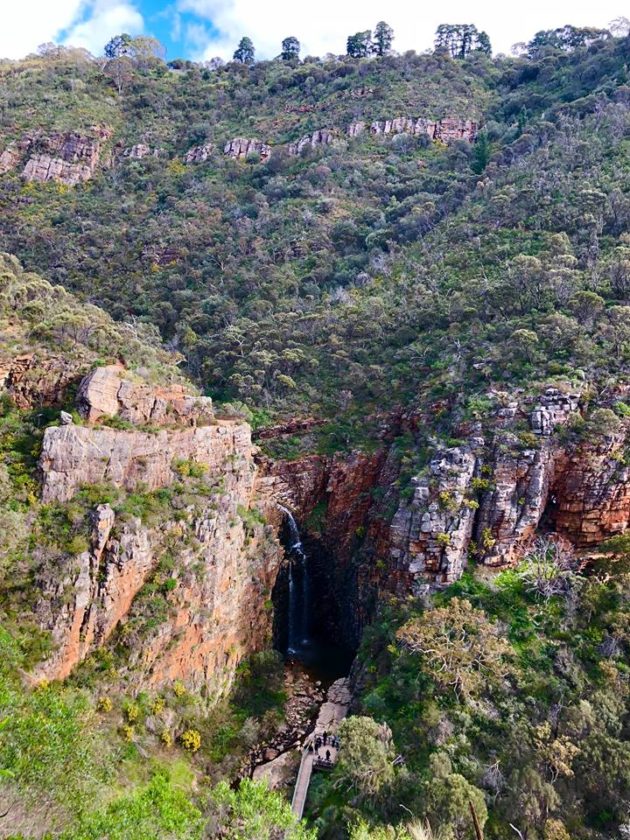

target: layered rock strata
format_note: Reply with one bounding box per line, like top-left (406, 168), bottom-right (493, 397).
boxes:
top-left (33, 364), bottom-right (283, 690)
top-left (224, 137), bottom-right (272, 161)
top-left (0, 126), bottom-right (111, 185)
top-left (346, 117), bottom-right (477, 143)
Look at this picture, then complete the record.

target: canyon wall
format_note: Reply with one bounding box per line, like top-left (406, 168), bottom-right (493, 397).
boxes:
top-left (6, 351), bottom-right (627, 689)
top-left (259, 386), bottom-right (629, 644)
top-left (30, 365), bottom-right (283, 691)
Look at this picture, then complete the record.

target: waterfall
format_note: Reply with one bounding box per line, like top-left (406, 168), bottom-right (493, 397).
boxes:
top-left (278, 505), bottom-right (310, 655)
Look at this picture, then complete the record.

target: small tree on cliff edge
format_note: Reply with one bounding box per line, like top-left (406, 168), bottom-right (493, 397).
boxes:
top-left (233, 36), bottom-right (255, 64)
top-left (281, 36), bottom-right (300, 61)
top-left (373, 21), bottom-right (394, 56)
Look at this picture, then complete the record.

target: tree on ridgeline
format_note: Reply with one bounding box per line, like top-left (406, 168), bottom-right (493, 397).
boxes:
top-left (346, 30), bottom-right (372, 58)
top-left (104, 33), bottom-right (132, 58)
top-left (526, 25), bottom-right (610, 57)
top-left (233, 36), bottom-right (255, 64)
top-left (281, 36), bottom-right (300, 61)
top-left (608, 16), bottom-right (630, 37)
top-left (434, 24), bottom-right (492, 58)
top-left (373, 21), bottom-right (394, 56)
top-left (103, 34), bottom-right (165, 65)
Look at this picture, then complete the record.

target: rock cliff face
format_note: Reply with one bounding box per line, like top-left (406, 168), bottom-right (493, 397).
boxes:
top-left (259, 386), bottom-right (629, 641)
top-left (224, 137), bottom-right (272, 161)
top-left (32, 364), bottom-right (283, 690)
top-left (288, 129), bottom-right (335, 156)
top-left (0, 353), bottom-right (86, 408)
top-left (0, 126), bottom-right (111, 185)
top-left (346, 117), bottom-right (478, 143)
top-left (183, 142), bottom-right (214, 163)
top-left (76, 364), bottom-right (213, 426)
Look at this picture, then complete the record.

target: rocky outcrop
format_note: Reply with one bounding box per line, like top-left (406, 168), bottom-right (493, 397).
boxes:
top-left (224, 137), bottom-right (272, 162)
top-left (390, 445), bottom-right (480, 588)
top-left (0, 141), bottom-right (26, 174)
top-left (531, 388), bottom-right (580, 435)
top-left (123, 144), bottom-right (161, 159)
top-left (552, 432), bottom-right (630, 545)
top-left (76, 364), bottom-right (212, 426)
top-left (183, 142), bottom-right (213, 163)
top-left (434, 118), bottom-right (479, 143)
top-left (346, 117), bottom-right (478, 143)
top-left (0, 126), bottom-right (111, 185)
top-left (40, 419), bottom-right (248, 503)
top-left (0, 353), bottom-right (85, 408)
top-left (33, 363), bottom-right (284, 689)
top-left (288, 129), bottom-right (334, 156)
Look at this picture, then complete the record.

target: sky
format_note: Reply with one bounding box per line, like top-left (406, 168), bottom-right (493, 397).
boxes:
top-left (0, 0), bottom-right (627, 63)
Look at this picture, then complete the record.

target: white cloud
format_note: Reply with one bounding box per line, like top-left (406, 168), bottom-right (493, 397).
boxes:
top-left (0, 0), bottom-right (85, 59)
top-left (63, 0), bottom-right (144, 55)
top-left (178, 0), bottom-right (627, 60)
top-left (0, 0), bottom-right (143, 60)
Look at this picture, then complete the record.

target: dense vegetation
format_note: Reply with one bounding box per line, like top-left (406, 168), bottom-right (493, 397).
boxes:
top-left (0, 257), bottom-right (314, 837)
top-left (309, 544), bottom-right (630, 838)
top-left (0, 20), bottom-right (628, 839)
top-left (0, 30), bottom-right (627, 450)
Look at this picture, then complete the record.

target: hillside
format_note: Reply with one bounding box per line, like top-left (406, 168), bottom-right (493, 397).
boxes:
top-left (0, 23), bottom-right (629, 840)
top-left (0, 37), bottom-right (626, 444)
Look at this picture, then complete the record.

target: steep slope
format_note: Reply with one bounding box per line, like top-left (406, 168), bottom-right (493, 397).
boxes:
top-left (0, 255), bottom-right (301, 838)
top-left (0, 27), bottom-right (629, 840)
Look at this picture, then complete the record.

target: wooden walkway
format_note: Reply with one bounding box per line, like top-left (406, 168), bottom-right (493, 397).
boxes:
top-left (291, 750), bottom-right (314, 819)
top-left (290, 677), bottom-right (350, 819)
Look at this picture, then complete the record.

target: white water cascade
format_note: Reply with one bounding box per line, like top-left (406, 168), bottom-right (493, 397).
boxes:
top-left (278, 505), bottom-right (310, 655)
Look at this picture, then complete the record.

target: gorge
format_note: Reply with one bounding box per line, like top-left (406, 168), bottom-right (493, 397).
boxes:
top-left (0, 20), bottom-right (629, 839)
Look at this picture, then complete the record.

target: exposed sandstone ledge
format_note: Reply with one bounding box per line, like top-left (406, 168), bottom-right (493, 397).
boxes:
top-left (0, 141), bottom-right (26, 174)
top-left (347, 117), bottom-right (478, 143)
top-left (122, 143), bottom-right (163, 159)
top-left (77, 364), bottom-right (213, 426)
top-left (183, 142), bottom-right (214, 163)
top-left (39, 420), bottom-right (251, 503)
top-left (224, 137), bottom-right (272, 161)
top-left (0, 353), bottom-right (87, 408)
top-left (0, 125), bottom-right (111, 185)
top-left (288, 129), bottom-right (335, 156)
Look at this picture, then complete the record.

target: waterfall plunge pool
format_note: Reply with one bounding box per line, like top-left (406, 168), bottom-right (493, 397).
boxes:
top-left (272, 506), bottom-right (354, 686)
